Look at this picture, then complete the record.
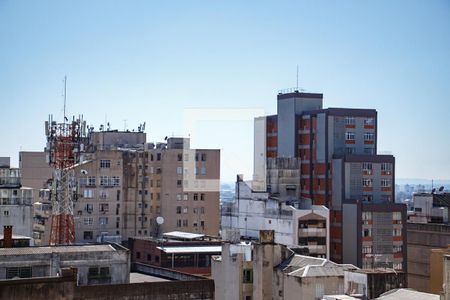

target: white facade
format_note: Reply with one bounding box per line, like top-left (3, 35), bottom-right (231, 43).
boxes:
top-left (253, 116), bottom-right (267, 192)
top-left (221, 179), bottom-right (330, 258)
top-left (0, 159), bottom-right (33, 238)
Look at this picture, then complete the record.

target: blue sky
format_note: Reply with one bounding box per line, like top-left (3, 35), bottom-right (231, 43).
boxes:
top-left (1, 1), bottom-right (449, 182)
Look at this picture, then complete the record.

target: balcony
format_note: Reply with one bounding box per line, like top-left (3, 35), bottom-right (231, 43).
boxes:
top-left (298, 228), bottom-right (327, 237)
top-left (301, 244), bottom-right (327, 253)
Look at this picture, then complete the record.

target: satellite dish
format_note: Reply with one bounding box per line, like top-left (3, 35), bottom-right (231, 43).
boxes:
top-left (439, 186), bottom-right (445, 192)
top-left (156, 216), bottom-right (164, 225)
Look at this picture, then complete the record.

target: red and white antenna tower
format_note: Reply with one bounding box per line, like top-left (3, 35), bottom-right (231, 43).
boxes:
top-left (45, 76), bottom-right (87, 245)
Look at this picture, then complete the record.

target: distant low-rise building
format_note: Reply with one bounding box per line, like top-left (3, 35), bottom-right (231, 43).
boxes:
top-left (129, 231), bottom-right (221, 275)
top-left (0, 243), bottom-right (129, 285)
top-left (0, 157), bottom-right (33, 238)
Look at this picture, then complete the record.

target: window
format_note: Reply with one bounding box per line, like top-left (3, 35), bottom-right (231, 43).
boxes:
top-left (6, 267), bottom-right (31, 279)
top-left (243, 269), bottom-right (253, 283)
top-left (194, 167), bottom-right (198, 175)
top-left (363, 228), bottom-right (372, 237)
top-left (393, 245), bottom-right (402, 253)
top-left (100, 160), bottom-right (111, 168)
top-left (156, 180), bottom-right (161, 187)
top-left (156, 206), bottom-right (160, 213)
top-left (201, 167), bottom-right (206, 175)
top-left (83, 189), bottom-right (94, 198)
top-left (177, 219), bottom-right (181, 227)
top-left (177, 154), bottom-right (182, 161)
top-left (84, 217), bottom-right (93, 225)
top-left (99, 203), bottom-right (109, 212)
top-left (176, 194), bottom-right (182, 201)
top-left (183, 194), bottom-right (188, 201)
top-left (193, 207), bottom-right (198, 214)
top-left (393, 228), bottom-right (402, 236)
top-left (362, 178), bottom-right (373, 187)
top-left (177, 180), bottom-right (182, 187)
top-left (157, 153), bottom-right (161, 161)
top-left (201, 153), bottom-right (207, 161)
top-left (345, 132), bottom-right (355, 140)
top-left (79, 177), bottom-right (87, 186)
top-left (200, 221), bottom-right (205, 228)
top-left (364, 132), bottom-right (374, 141)
top-left (362, 211), bottom-right (372, 222)
top-left (84, 231), bottom-right (93, 240)
top-left (111, 176), bottom-right (120, 186)
top-left (346, 147), bottom-right (355, 154)
top-left (99, 217), bottom-right (108, 225)
top-left (194, 193), bottom-right (198, 201)
top-left (85, 204), bottom-right (93, 213)
top-left (136, 252), bottom-right (141, 259)
top-left (176, 206), bottom-right (181, 214)
top-left (182, 219), bottom-right (188, 227)
top-left (364, 118), bottom-right (374, 125)
top-left (381, 179), bottom-right (391, 187)
top-left (362, 246), bottom-right (372, 254)
top-left (201, 207), bottom-right (205, 214)
top-left (147, 254), bottom-right (152, 261)
top-left (177, 167), bottom-right (183, 174)
top-left (362, 195), bottom-right (373, 202)
top-left (100, 176), bottom-right (109, 186)
top-left (183, 207), bottom-right (188, 214)
top-left (393, 212), bottom-right (402, 220)
top-left (345, 116), bottom-right (355, 125)
top-left (200, 193), bottom-right (205, 201)
top-left (381, 163), bottom-right (392, 171)
top-left (88, 176), bottom-right (96, 186)
top-left (362, 162), bottom-right (372, 171)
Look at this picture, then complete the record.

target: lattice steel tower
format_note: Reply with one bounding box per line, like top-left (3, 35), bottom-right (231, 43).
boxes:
top-left (45, 114), bottom-right (87, 245)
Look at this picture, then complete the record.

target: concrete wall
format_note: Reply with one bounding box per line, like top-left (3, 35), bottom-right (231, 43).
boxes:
top-left (253, 243), bottom-right (283, 300)
top-left (283, 275), bottom-right (344, 300)
top-left (19, 151), bottom-right (53, 204)
top-left (0, 268), bottom-right (214, 300)
top-left (408, 223), bottom-right (450, 293)
top-left (0, 204), bottom-right (32, 237)
top-left (343, 203), bottom-right (358, 266)
top-left (253, 116), bottom-right (267, 191)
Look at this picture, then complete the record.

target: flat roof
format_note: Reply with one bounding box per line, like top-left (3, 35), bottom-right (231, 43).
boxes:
top-left (0, 234), bottom-right (32, 240)
top-left (129, 272), bottom-right (170, 283)
top-left (157, 245), bottom-right (222, 254)
top-left (163, 231), bottom-right (205, 240)
top-left (0, 244), bottom-right (117, 256)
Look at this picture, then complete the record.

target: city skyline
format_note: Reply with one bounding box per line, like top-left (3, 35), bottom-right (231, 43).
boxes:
top-left (1, 1), bottom-right (449, 182)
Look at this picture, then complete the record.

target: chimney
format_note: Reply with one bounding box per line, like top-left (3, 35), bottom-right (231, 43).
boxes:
top-left (3, 225), bottom-right (13, 248)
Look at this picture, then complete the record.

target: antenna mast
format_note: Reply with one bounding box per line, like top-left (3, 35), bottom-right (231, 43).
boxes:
top-left (296, 65), bottom-right (299, 91)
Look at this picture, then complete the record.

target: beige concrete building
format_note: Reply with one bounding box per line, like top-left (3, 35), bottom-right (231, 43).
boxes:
top-left (19, 151), bottom-right (53, 204)
top-left (407, 222), bottom-right (450, 293)
top-left (26, 131), bottom-right (220, 245)
top-left (212, 230), bottom-right (356, 300)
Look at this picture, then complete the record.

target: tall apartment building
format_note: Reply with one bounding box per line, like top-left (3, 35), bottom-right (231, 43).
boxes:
top-left (0, 157), bottom-right (33, 238)
top-left (26, 130), bottom-right (220, 245)
top-left (253, 91), bottom-right (407, 270)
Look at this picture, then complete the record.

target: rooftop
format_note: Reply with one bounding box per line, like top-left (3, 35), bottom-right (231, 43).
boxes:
top-left (162, 231), bottom-right (205, 241)
top-left (0, 244), bottom-right (120, 256)
top-left (157, 245), bottom-right (222, 254)
top-left (278, 253), bottom-right (357, 277)
top-left (376, 288), bottom-right (439, 300)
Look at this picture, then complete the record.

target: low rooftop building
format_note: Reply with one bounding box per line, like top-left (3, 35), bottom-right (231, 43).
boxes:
top-left (129, 231), bottom-right (221, 275)
top-left (0, 243), bottom-right (129, 285)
